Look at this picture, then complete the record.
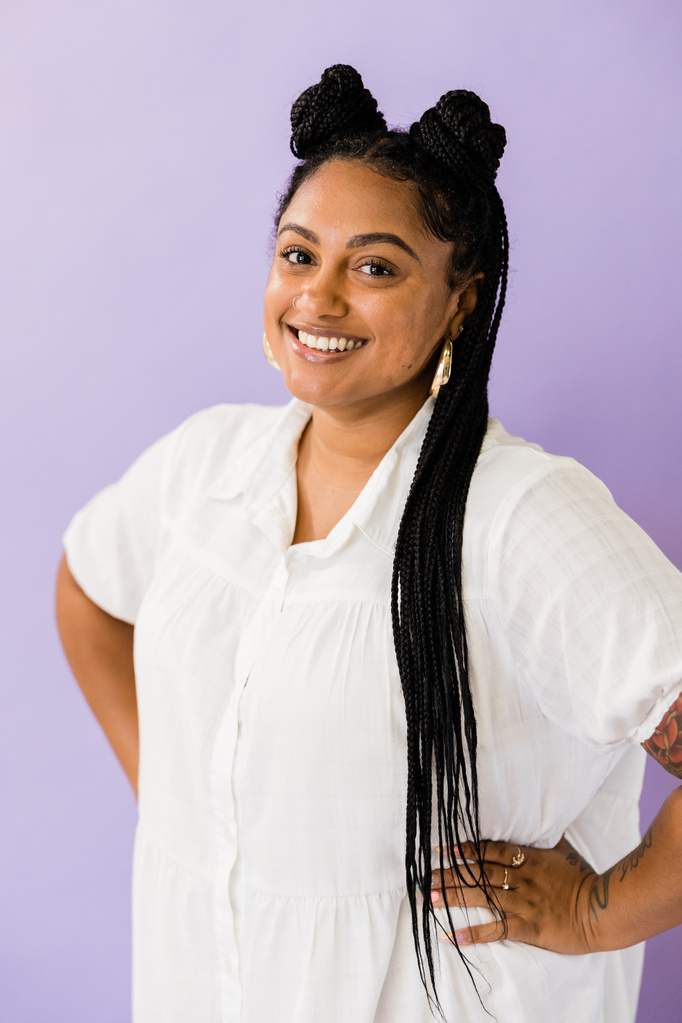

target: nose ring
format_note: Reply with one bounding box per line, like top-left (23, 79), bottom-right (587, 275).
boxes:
top-left (292, 296), bottom-right (301, 311)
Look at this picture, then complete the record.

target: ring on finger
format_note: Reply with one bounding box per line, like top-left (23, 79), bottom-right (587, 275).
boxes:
top-left (501, 867), bottom-right (510, 890)
top-left (511, 845), bottom-right (525, 868)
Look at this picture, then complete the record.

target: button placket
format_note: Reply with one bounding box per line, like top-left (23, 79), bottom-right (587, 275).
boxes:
top-left (209, 558), bottom-right (291, 1021)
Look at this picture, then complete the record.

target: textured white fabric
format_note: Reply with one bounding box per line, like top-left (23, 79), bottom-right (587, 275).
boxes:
top-left (63, 397), bottom-right (682, 1023)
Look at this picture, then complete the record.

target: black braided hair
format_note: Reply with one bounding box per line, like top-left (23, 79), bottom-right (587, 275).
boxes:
top-left (289, 64), bottom-right (387, 159)
top-left (276, 66), bottom-right (509, 1017)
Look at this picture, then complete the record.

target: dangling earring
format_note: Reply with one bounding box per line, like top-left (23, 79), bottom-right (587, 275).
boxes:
top-left (262, 332), bottom-right (281, 371)
top-left (429, 324), bottom-right (463, 398)
top-left (430, 337), bottom-right (453, 399)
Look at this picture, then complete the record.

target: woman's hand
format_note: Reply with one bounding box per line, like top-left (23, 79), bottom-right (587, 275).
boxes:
top-left (429, 836), bottom-right (603, 954)
top-left (430, 698), bottom-right (682, 955)
top-left (430, 787), bottom-right (682, 955)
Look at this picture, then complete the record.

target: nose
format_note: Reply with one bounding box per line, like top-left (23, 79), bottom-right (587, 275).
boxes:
top-left (295, 265), bottom-right (348, 319)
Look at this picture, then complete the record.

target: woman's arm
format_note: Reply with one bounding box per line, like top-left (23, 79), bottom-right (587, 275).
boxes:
top-left (430, 690), bottom-right (682, 952)
top-left (55, 553), bottom-right (139, 797)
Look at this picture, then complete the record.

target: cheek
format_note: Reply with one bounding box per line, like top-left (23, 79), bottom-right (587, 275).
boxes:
top-left (386, 302), bottom-right (444, 366)
top-left (263, 268), bottom-right (290, 317)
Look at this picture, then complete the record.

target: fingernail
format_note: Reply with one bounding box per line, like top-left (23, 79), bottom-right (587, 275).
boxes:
top-left (430, 890), bottom-right (442, 905)
top-left (455, 930), bottom-right (469, 945)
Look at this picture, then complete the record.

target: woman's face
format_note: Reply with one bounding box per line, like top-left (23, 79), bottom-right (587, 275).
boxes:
top-left (263, 160), bottom-right (477, 414)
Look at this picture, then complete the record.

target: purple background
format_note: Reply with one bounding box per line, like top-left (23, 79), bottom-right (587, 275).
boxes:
top-left (1, 1), bottom-right (680, 1019)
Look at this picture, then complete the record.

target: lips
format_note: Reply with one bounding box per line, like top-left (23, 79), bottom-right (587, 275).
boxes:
top-left (287, 324), bottom-right (368, 353)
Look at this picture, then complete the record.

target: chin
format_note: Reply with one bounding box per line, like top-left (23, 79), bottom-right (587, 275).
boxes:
top-left (280, 370), bottom-right (352, 408)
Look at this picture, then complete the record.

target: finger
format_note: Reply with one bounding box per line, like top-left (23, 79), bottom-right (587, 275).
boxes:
top-left (441, 920), bottom-right (506, 946)
top-left (431, 867), bottom-right (522, 909)
top-left (433, 861), bottom-right (520, 896)
top-left (428, 856), bottom-right (487, 890)
top-left (430, 882), bottom-right (493, 909)
top-left (459, 840), bottom-right (529, 869)
top-left (441, 909), bottom-right (537, 947)
top-left (429, 862), bottom-right (486, 901)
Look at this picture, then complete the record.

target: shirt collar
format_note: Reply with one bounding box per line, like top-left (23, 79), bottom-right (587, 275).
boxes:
top-left (206, 398), bottom-right (313, 506)
top-left (206, 399), bottom-right (311, 554)
top-left (347, 396), bottom-right (435, 555)
top-left (207, 396), bottom-right (496, 558)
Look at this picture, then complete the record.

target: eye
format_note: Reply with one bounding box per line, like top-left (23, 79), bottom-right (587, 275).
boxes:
top-left (280, 246), bottom-right (313, 265)
top-left (357, 259), bottom-right (393, 277)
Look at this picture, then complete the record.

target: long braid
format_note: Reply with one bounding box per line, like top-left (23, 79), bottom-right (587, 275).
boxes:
top-left (276, 66), bottom-right (509, 1017)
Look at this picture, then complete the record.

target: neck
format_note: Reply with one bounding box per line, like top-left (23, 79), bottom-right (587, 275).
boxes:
top-left (301, 386), bottom-right (430, 487)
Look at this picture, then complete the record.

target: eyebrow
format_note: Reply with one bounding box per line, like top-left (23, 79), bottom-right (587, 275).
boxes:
top-left (277, 223), bottom-right (319, 244)
top-left (347, 233), bottom-right (421, 264)
top-left (277, 223), bottom-right (421, 264)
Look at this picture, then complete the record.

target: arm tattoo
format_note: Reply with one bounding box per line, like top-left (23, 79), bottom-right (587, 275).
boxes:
top-left (587, 827), bottom-right (653, 922)
top-left (643, 689), bottom-right (682, 779)
top-left (565, 848), bottom-right (593, 873)
top-left (589, 869), bottom-right (611, 920)
top-left (615, 827), bottom-right (652, 881)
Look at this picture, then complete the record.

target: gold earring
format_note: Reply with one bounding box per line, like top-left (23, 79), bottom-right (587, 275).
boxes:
top-left (429, 337), bottom-right (453, 398)
top-left (262, 332), bottom-right (281, 371)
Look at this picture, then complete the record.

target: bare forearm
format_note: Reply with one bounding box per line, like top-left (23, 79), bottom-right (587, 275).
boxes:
top-left (586, 690), bottom-right (682, 950)
top-left (55, 554), bottom-right (139, 796)
top-left (584, 785), bottom-right (682, 950)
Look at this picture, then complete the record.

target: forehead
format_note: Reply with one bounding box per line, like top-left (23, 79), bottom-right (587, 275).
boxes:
top-left (283, 160), bottom-right (436, 245)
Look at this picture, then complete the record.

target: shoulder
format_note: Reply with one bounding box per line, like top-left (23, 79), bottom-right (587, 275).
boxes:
top-left (467, 418), bottom-right (613, 535)
top-left (463, 419), bottom-right (632, 601)
top-left (159, 401), bottom-right (287, 491)
top-left (169, 401), bottom-right (285, 461)
top-left (466, 419), bottom-right (681, 609)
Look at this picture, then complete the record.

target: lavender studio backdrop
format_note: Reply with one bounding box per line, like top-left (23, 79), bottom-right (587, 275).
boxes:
top-left (1, 1), bottom-right (680, 1020)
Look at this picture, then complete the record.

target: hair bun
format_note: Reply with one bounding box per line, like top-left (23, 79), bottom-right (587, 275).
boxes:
top-left (290, 64), bottom-right (387, 160)
top-left (410, 90), bottom-right (506, 189)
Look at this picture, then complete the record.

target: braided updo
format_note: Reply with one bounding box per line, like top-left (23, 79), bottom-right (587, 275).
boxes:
top-left (410, 89), bottom-right (506, 191)
top-left (290, 64), bottom-right (387, 159)
top-left (277, 66), bottom-right (509, 1017)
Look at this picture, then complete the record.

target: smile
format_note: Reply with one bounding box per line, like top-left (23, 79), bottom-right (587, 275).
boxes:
top-left (287, 324), bottom-right (369, 354)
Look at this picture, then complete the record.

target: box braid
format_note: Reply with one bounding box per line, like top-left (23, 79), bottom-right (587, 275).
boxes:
top-left (276, 65), bottom-right (509, 1015)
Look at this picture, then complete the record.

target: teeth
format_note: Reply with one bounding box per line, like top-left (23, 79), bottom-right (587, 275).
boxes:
top-left (297, 330), bottom-right (364, 352)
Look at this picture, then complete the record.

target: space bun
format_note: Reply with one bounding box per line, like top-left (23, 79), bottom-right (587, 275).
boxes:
top-left (409, 90), bottom-right (506, 189)
top-left (290, 64), bottom-right (387, 160)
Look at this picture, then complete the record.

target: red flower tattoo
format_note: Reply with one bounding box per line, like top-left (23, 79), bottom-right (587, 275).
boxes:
top-left (643, 690), bottom-right (682, 777)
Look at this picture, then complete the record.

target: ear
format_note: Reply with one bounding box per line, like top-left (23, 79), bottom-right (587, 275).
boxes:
top-left (448, 273), bottom-right (483, 336)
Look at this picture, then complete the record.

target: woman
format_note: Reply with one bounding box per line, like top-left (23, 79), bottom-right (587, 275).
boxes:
top-left (56, 65), bottom-right (682, 1022)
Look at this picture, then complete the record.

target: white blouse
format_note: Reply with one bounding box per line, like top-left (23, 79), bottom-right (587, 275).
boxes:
top-left (63, 397), bottom-right (682, 1023)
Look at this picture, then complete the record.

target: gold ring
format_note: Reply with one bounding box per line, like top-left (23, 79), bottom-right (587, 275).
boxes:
top-left (511, 846), bottom-right (525, 868)
top-left (501, 867), bottom-right (510, 890)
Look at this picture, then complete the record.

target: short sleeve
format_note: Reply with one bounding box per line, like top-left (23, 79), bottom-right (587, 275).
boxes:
top-left (62, 426), bottom-right (180, 624)
top-left (489, 459), bottom-right (682, 751)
